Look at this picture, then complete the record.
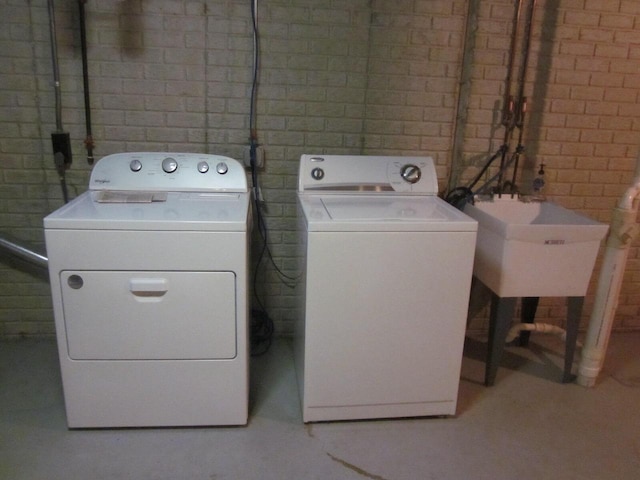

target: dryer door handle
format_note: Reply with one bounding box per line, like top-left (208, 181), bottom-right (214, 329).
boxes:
top-left (129, 278), bottom-right (168, 297)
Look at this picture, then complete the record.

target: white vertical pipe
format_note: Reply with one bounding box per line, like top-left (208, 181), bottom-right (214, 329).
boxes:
top-left (577, 154), bottom-right (640, 387)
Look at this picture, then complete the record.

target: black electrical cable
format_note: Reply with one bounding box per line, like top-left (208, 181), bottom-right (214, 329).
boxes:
top-left (468, 144), bottom-right (507, 191)
top-left (445, 144), bottom-right (519, 209)
top-left (248, 0), bottom-right (299, 286)
top-left (474, 150), bottom-right (520, 196)
top-left (445, 145), bottom-right (504, 208)
top-left (248, 0), bottom-right (306, 354)
top-left (248, 0), bottom-right (273, 356)
top-left (249, 0), bottom-right (258, 139)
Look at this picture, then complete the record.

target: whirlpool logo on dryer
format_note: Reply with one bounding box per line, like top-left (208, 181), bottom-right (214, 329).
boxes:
top-left (94, 178), bottom-right (111, 184)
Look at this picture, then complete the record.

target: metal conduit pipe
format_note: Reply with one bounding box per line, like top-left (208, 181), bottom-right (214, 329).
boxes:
top-left (47, 0), bottom-right (72, 203)
top-left (47, 0), bottom-right (62, 133)
top-left (79, 0), bottom-right (95, 165)
top-left (0, 235), bottom-right (48, 270)
top-left (577, 153), bottom-right (640, 387)
top-left (447, 0), bottom-right (480, 195)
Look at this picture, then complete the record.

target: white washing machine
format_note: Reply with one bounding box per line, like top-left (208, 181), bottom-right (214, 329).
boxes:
top-left (295, 155), bottom-right (478, 422)
top-left (44, 152), bottom-right (251, 428)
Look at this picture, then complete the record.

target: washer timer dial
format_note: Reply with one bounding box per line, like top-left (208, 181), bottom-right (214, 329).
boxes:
top-left (216, 162), bottom-right (229, 175)
top-left (162, 157), bottom-right (178, 173)
top-left (400, 164), bottom-right (421, 184)
top-left (129, 159), bottom-right (142, 172)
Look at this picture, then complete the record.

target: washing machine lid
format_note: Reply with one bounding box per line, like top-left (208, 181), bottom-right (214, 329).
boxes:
top-left (44, 190), bottom-right (250, 231)
top-left (298, 194), bottom-right (477, 232)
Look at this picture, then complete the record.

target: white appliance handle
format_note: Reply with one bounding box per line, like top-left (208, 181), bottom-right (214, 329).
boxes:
top-left (129, 278), bottom-right (168, 297)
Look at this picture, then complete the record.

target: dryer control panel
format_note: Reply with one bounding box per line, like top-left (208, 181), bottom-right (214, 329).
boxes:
top-left (89, 152), bottom-right (248, 193)
top-left (298, 155), bottom-right (439, 195)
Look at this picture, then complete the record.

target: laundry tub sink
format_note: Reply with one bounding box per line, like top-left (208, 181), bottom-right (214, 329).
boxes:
top-left (464, 198), bottom-right (608, 297)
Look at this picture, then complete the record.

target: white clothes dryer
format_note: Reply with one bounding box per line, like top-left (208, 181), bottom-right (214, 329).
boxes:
top-left (44, 152), bottom-right (251, 428)
top-left (295, 155), bottom-right (478, 422)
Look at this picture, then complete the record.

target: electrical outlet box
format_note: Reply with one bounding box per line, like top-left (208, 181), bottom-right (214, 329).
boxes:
top-left (51, 132), bottom-right (73, 168)
top-left (243, 145), bottom-right (265, 169)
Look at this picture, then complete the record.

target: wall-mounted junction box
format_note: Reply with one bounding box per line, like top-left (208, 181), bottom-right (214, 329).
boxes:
top-left (243, 145), bottom-right (264, 169)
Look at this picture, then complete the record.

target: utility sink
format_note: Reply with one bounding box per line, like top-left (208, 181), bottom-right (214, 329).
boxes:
top-left (464, 198), bottom-right (608, 297)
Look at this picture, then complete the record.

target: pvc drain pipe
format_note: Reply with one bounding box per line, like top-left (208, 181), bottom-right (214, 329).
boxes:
top-left (506, 322), bottom-right (568, 343)
top-left (577, 154), bottom-right (640, 387)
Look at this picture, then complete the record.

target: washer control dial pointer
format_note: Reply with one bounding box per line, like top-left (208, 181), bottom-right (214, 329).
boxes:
top-left (400, 164), bottom-right (421, 184)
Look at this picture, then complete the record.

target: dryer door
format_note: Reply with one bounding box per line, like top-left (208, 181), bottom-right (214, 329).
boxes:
top-left (59, 270), bottom-right (237, 360)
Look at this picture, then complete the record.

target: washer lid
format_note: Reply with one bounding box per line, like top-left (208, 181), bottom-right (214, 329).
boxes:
top-left (298, 194), bottom-right (477, 232)
top-left (44, 191), bottom-right (250, 231)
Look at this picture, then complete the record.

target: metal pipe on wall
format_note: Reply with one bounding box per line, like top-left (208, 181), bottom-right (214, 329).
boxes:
top-left (47, 0), bottom-right (72, 203)
top-left (79, 0), bottom-right (95, 165)
top-left (47, 0), bottom-right (62, 133)
top-left (0, 235), bottom-right (48, 270)
top-left (447, 0), bottom-right (481, 195)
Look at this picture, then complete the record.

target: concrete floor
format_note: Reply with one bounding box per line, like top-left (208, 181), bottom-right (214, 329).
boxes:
top-left (1, 332), bottom-right (639, 480)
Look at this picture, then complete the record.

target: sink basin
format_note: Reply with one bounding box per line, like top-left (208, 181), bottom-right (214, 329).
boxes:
top-left (464, 198), bottom-right (608, 297)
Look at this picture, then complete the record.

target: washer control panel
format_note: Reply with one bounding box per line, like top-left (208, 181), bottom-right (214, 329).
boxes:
top-left (90, 152), bottom-right (247, 192)
top-left (298, 155), bottom-right (439, 194)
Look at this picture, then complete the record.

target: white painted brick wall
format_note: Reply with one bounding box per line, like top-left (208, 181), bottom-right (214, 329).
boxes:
top-left (0, 0), bottom-right (638, 338)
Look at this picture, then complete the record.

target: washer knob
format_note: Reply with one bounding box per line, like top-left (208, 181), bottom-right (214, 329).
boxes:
top-left (129, 159), bottom-right (142, 172)
top-left (216, 162), bottom-right (228, 175)
top-left (400, 164), bottom-right (421, 184)
top-left (162, 157), bottom-right (178, 173)
top-left (197, 161), bottom-right (209, 173)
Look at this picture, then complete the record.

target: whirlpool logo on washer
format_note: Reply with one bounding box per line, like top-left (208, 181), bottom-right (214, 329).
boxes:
top-left (94, 178), bottom-right (111, 184)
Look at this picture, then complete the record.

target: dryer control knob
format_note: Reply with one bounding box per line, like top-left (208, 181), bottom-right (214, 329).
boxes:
top-left (216, 162), bottom-right (229, 175)
top-left (129, 159), bottom-right (142, 172)
top-left (197, 161), bottom-right (209, 173)
top-left (401, 164), bottom-right (421, 184)
top-left (162, 157), bottom-right (178, 173)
